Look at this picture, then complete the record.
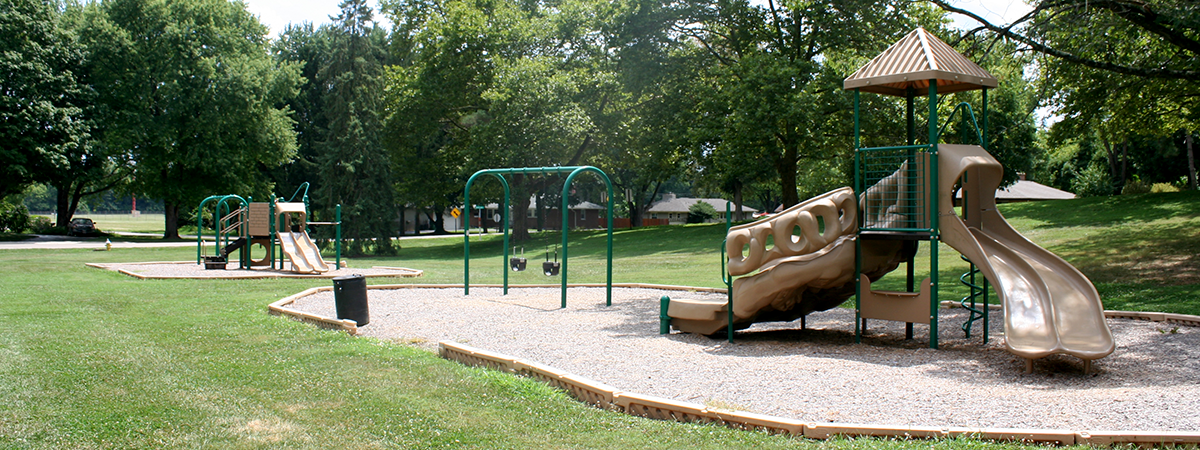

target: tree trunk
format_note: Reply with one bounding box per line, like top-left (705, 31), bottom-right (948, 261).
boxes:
top-left (54, 182), bottom-right (71, 227)
top-left (163, 203), bottom-right (180, 239)
top-left (629, 200), bottom-right (642, 227)
top-left (433, 208), bottom-right (447, 234)
top-left (511, 175), bottom-right (531, 242)
top-left (1120, 141), bottom-right (1129, 187)
top-left (733, 182), bottom-right (744, 221)
top-left (777, 144), bottom-right (799, 208)
top-left (1187, 131), bottom-right (1197, 191)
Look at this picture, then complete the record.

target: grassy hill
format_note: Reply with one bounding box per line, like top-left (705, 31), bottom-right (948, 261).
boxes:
top-left (1, 191), bottom-right (1196, 448)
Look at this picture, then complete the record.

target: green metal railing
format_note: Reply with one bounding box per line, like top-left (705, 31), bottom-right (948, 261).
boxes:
top-left (196, 194), bottom-right (247, 268)
top-left (720, 202), bottom-right (734, 343)
top-left (855, 144), bottom-right (930, 233)
top-left (463, 166), bottom-right (614, 308)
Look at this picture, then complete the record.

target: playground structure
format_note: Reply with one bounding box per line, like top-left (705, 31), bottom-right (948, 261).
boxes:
top-left (196, 183), bottom-right (342, 274)
top-left (462, 166), bottom-right (614, 307)
top-left (662, 28), bottom-right (1114, 371)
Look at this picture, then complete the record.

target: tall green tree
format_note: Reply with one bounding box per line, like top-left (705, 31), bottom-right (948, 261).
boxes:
top-left (383, 0), bottom-right (631, 240)
top-left (677, 0), bottom-right (945, 208)
top-left (0, 0), bottom-right (91, 199)
top-left (318, 0), bottom-right (397, 254)
top-left (82, 0), bottom-right (301, 238)
top-left (271, 23), bottom-right (333, 197)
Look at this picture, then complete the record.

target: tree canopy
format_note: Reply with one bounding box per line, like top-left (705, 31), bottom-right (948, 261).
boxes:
top-left (81, 0), bottom-right (301, 238)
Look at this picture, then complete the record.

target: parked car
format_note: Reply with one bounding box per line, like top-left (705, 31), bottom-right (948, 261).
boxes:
top-left (67, 218), bottom-right (97, 236)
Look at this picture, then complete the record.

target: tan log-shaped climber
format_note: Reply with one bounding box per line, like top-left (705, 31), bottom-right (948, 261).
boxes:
top-left (726, 187), bottom-right (856, 276)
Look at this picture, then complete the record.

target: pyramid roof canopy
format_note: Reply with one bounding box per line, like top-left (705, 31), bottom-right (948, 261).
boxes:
top-left (844, 28), bottom-right (997, 97)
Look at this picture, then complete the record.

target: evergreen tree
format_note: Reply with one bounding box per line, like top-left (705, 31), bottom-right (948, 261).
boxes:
top-left (317, 0), bottom-right (396, 255)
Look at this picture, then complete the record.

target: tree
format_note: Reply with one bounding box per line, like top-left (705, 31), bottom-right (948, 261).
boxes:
top-left (675, 0), bottom-right (946, 208)
top-left (82, 0), bottom-right (301, 238)
top-left (271, 23), bottom-right (333, 198)
top-left (686, 201), bottom-right (717, 223)
top-left (0, 0), bottom-right (91, 199)
top-left (932, 0), bottom-right (1199, 191)
top-left (383, 0), bottom-right (634, 241)
top-left (316, 0), bottom-right (397, 255)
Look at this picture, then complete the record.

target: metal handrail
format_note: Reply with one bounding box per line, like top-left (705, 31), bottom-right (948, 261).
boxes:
top-left (288, 182), bottom-right (309, 203)
top-left (937, 102), bottom-right (984, 145)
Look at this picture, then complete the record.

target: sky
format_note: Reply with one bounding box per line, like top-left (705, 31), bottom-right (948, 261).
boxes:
top-left (241, 0), bottom-right (1032, 37)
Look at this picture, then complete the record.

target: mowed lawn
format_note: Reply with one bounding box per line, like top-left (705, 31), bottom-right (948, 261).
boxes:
top-left (1, 191), bottom-right (1197, 448)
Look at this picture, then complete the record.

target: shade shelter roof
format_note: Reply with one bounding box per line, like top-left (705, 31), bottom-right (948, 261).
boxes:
top-left (844, 28), bottom-right (997, 97)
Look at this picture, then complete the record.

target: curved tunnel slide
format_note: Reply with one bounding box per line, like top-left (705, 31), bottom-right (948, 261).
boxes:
top-left (937, 144), bottom-right (1114, 363)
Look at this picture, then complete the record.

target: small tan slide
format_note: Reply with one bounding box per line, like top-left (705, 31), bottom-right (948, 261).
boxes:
top-left (278, 230), bottom-right (331, 274)
top-left (937, 144), bottom-right (1114, 366)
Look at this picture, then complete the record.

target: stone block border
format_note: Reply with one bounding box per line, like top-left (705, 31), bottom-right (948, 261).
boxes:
top-left (270, 283), bottom-right (1200, 446)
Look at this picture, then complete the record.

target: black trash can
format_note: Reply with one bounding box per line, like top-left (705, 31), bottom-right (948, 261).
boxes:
top-left (333, 274), bottom-right (369, 326)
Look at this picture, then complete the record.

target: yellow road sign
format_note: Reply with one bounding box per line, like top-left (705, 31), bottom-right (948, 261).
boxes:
top-left (450, 207), bottom-right (461, 218)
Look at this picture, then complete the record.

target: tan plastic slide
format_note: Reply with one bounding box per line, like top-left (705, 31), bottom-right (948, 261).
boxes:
top-left (937, 144), bottom-right (1114, 364)
top-left (278, 230), bottom-right (331, 274)
top-left (666, 188), bottom-right (907, 335)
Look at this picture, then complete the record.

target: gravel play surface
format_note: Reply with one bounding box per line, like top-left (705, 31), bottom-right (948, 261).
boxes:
top-left (288, 286), bottom-right (1200, 432)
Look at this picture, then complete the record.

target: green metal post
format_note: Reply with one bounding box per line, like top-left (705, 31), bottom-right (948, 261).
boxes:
top-left (269, 200), bottom-right (276, 270)
top-left (982, 87), bottom-right (989, 345)
top-left (853, 88), bottom-right (862, 344)
top-left (854, 149), bottom-right (863, 344)
top-left (335, 204), bottom-right (342, 269)
top-left (906, 87), bottom-right (916, 146)
top-left (928, 80), bottom-right (939, 350)
top-left (982, 88), bottom-right (988, 148)
top-left (196, 195), bottom-right (220, 264)
top-left (660, 296), bottom-right (671, 334)
top-left (463, 170), bottom-right (511, 296)
top-left (502, 188), bottom-right (510, 296)
top-left (560, 166), bottom-right (615, 308)
top-left (725, 203), bottom-right (733, 343)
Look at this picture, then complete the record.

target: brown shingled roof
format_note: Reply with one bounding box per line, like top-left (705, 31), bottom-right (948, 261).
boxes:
top-left (844, 28), bottom-right (997, 97)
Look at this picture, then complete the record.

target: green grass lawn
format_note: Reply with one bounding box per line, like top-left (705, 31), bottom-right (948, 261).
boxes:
top-left (2, 191), bottom-right (1197, 448)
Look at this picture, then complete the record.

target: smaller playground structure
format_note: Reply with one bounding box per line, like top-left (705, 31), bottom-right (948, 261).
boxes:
top-left (196, 183), bottom-right (342, 274)
top-left (661, 28), bottom-right (1115, 373)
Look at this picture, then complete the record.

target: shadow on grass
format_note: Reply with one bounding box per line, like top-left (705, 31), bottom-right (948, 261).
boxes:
top-left (1053, 221), bottom-right (1200, 285)
top-left (1001, 190), bottom-right (1200, 229)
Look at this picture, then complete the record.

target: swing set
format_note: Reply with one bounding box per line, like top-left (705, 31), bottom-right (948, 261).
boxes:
top-left (462, 166), bottom-right (614, 308)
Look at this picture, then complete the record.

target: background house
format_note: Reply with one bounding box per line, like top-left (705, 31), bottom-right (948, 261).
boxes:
top-left (647, 193), bottom-right (757, 224)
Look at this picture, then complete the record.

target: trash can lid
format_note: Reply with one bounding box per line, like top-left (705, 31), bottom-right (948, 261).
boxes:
top-left (332, 274), bottom-right (365, 281)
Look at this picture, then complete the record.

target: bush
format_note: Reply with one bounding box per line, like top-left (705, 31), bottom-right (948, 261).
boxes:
top-left (0, 201), bottom-right (30, 233)
top-left (1121, 179), bottom-right (1151, 195)
top-left (687, 201), bottom-right (718, 223)
top-left (29, 216), bottom-right (53, 233)
top-left (1071, 165), bottom-right (1114, 197)
top-left (1151, 183), bottom-right (1181, 193)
